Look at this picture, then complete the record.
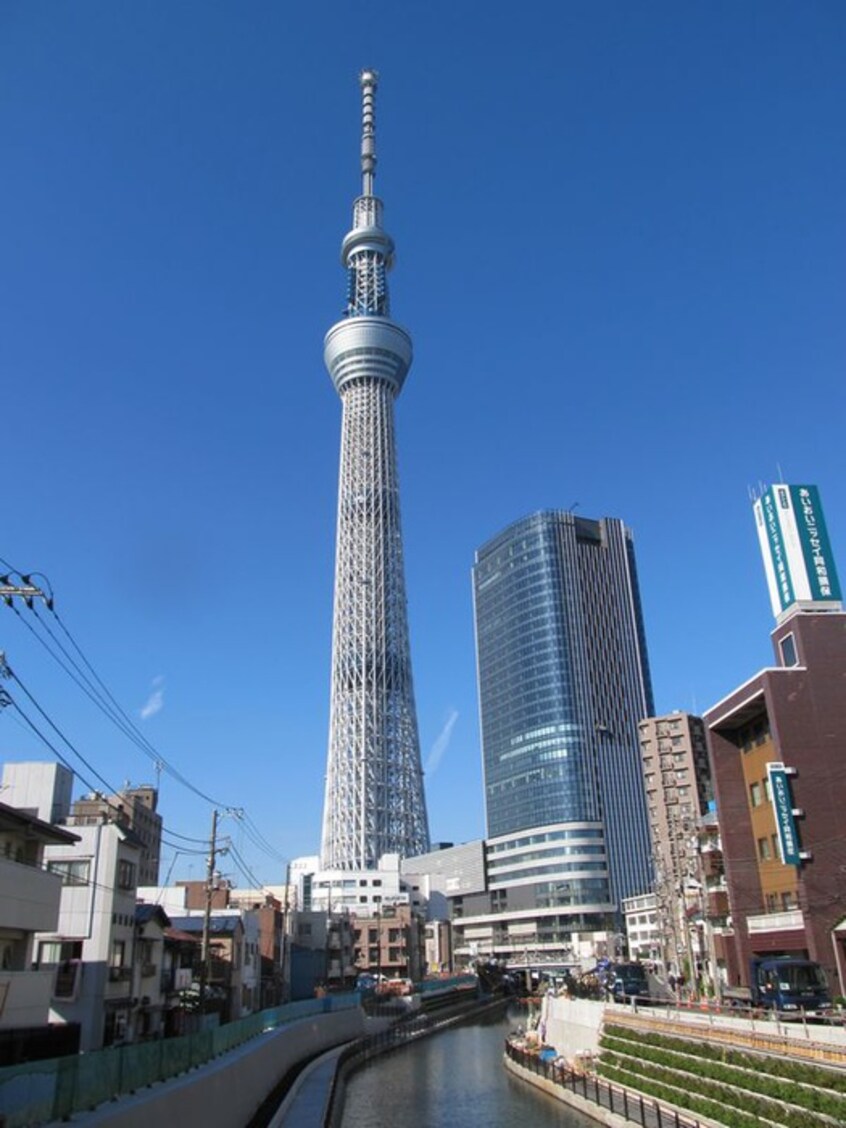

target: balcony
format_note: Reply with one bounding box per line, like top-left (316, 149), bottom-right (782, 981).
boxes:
top-left (747, 909), bottom-right (804, 935)
top-left (0, 857), bottom-right (62, 933)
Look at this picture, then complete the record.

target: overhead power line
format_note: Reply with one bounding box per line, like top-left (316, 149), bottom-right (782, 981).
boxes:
top-left (1, 559), bottom-right (285, 863)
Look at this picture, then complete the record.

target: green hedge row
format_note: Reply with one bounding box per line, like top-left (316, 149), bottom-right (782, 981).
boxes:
top-left (600, 1030), bottom-right (846, 1120)
top-left (600, 1048), bottom-right (832, 1128)
top-left (604, 1021), bottom-right (846, 1094)
top-left (598, 1060), bottom-right (767, 1128)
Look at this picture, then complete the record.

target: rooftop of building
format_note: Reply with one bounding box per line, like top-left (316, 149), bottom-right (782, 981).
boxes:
top-left (0, 800), bottom-right (80, 845)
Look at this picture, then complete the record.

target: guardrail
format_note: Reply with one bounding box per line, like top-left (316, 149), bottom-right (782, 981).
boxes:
top-left (0, 994), bottom-right (359, 1128)
top-left (505, 1039), bottom-right (703, 1128)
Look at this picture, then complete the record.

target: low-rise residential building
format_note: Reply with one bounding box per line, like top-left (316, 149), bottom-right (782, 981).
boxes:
top-left (167, 914), bottom-right (250, 1023)
top-left (132, 903), bottom-right (171, 1040)
top-left (228, 888), bottom-right (288, 1007)
top-left (351, 903), bottom-right (425, 983)
top-left (0, 801), bottom-right (80, 1062)
top-left (35, 820), bottom-right (143, 1050)
top-left (139, 882), bottom-right (261, 1021)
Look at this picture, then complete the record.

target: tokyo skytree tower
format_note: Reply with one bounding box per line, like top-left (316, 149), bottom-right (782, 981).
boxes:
top-left (320, 71), bottom-right (430, 870)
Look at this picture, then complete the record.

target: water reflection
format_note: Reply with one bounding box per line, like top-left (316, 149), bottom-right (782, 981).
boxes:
top-left (341, 1008), bottom-right (597, 1127)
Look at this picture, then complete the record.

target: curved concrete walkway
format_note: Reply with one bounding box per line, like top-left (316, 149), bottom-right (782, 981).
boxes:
top-left (268, 1044), bottom-right (348, 1127)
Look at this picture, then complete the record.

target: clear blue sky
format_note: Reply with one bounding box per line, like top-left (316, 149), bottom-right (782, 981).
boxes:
top-left (2, 4), bottom-right (844, 886)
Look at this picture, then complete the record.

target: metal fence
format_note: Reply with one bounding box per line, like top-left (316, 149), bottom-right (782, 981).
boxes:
top-left (505, 1040), bottom-right (703, 1128)
top-left (0, 994), bottom-right (359, 1128)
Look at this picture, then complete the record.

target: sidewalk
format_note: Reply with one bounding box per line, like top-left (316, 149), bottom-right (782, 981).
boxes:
top-left (267, 1045), bottom-right (348, 1128)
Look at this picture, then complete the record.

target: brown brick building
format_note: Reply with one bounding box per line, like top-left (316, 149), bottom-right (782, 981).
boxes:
top-left (705, 611), bottom-right (846, 994)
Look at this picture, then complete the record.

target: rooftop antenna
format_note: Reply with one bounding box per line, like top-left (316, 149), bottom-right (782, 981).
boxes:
top-left (359, 69), bottom-right (378, 197)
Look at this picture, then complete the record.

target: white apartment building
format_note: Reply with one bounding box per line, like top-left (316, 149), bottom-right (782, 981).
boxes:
top-left (0, 802), bottom-right (78, 1040)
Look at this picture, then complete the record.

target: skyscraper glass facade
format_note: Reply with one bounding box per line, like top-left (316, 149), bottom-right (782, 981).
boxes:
top-left (473, 510), bottom-right (654, 909)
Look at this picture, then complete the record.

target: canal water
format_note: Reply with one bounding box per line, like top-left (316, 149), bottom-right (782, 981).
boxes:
top-left (340, 1006), bottom-right (597, 1128)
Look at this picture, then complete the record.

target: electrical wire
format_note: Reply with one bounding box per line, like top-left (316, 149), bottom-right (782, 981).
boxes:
top-left (34, 604), bottom-right (229, 809)
top-left (2, 559), bottom-right (285, 864)
top-left (4, 686), bottom-right (209, 855)
top-left (2, 556), bottom-right (228, 807)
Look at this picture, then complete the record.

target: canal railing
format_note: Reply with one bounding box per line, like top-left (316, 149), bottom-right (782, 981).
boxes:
top-left (505, 1039), bottom-right (704, 1128)
top-left (0, 994), bottom-right (360, 1128)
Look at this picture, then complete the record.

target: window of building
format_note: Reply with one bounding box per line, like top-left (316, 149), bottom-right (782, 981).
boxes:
top-left (491, 889), bottom-right (508, 912)
top-left (48, 859), bottom-right (90, 887)
top-left (780, 633), bottom-right (798, 667)
top-left (372, 879), bottom-right (382, 887)
top-left (110, 939), bottom-right (126, 968)
top-left (388, 947), bottom-right (400, 962)
top-left (781, 892), bottom-right (798, 910)
top-left (757, 837), bottom-right (772, 861)
top-left (368, 928), bottom-right (377, 943)
top-left (117, 860), bottom-right (136, 890)
top-left (38, 939), bottom-right (82, 966)
top-left (749, 782), bottom-right (763, 808)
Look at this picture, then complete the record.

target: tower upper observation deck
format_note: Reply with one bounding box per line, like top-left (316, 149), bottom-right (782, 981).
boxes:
top-left (324, 70), bottom-right (412, 398)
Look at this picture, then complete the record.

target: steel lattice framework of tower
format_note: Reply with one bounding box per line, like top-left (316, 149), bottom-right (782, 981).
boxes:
top-left (320, 71), bottom-right (430, 870)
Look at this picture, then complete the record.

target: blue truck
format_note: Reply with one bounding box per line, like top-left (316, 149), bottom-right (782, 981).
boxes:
top-left (726, 957), bottom-right (832, 1015)
top-left (610, 962), bottom-right (651, 1002)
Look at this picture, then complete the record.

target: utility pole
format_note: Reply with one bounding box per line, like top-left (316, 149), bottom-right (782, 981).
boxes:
top-left (0, 574), bottom-right (52, 608)
top-left (199, 808), bottom-right (219, 1016)
top-left (281, 860), bottom-right (291, 1003)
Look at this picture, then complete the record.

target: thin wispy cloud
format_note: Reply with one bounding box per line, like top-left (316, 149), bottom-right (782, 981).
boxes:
top-left (139, 675), bottom-right (165, 720)
top-left (425, 709), bottom-right (458, 777)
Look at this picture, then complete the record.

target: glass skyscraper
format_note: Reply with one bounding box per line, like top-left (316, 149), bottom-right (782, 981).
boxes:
top-left (473, 510), bottom-right (654, 913)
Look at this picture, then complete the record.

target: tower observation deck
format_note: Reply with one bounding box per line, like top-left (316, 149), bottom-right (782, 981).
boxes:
top-left (320, 71), bottom-right (430, 870)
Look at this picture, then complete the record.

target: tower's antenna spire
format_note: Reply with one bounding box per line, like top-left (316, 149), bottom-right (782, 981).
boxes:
top-left (359, 69), bottom-right (378, 196)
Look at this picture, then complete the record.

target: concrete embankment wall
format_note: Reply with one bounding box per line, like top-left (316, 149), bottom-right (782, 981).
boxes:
top-left (540, 996), bottom-right (604, 1060)
top-left (68, 1009), bottom-right (378, 1128)
top-left (541, 994), bottom-right (846, 1062)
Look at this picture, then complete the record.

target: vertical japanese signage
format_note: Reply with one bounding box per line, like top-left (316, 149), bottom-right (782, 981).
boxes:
top-left (767, 761), bottom-right (802, 867)
top-left (754, 484), bottom-right (842, 618)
